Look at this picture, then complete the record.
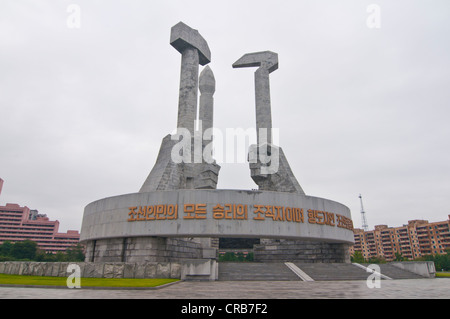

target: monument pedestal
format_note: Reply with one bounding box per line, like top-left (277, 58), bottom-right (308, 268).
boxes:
top-left (84, 237), bottom-right (204, 263)
top-left (80, 189), bottom-right (354, 265)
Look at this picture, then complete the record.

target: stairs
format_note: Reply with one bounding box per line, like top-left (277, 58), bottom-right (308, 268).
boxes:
top-left (218, 262), bottom-right (301, 281)
top-left (218, 262), bottom-right (428, 281)
top-left (360, 263), bottom-right (425, 280)
top-left (293, 263), bottom-right (369, 281)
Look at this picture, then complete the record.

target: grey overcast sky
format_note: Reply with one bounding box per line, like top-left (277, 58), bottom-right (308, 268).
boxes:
top-left (1, 1), bottom-right (449, 232)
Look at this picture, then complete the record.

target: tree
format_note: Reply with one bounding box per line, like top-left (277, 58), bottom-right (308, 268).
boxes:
top-left (351, 250), bottom-right (365, 263)
top-left (11, 240), bottom-right (38, 260)
top-left (394, 252), bottom-right (404, 262)
top-left (65, 244), bottom-right (85, 262)
top-left (367, 256), bottom-right (386, 264)
top-left (430, 252), bottom-right (450, 271)
top-left (0, 241), bottom-right (13, 257)
top-left (0, 240), bottom-right (86, 262)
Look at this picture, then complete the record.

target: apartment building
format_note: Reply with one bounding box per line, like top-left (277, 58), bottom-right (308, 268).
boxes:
top-left (0, 203), bottom-right (80, 254)
top-left (350, 215), bottom-right (450, 261)
top-left (0, 178), bottom-right (80, 254)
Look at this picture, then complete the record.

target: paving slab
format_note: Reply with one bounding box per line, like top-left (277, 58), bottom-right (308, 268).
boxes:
top-left (0, 279), bottom-right (448, 299)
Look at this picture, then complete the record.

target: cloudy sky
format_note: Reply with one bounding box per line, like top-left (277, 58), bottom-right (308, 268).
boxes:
top-left (1, 0), bottom-right (449, 233)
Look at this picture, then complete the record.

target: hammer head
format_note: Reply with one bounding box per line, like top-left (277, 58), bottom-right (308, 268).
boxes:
top-left (170, 22), bottom-right (211, 66)
top-left (232, 51), bottom-right (279, 73)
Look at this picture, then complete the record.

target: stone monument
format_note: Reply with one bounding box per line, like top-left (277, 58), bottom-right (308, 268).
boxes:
top-left (80, 22), bottom-right (354, 272)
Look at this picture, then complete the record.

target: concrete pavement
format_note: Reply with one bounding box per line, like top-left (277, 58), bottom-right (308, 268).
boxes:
top-left (0, 279), bottom-right (448, 299)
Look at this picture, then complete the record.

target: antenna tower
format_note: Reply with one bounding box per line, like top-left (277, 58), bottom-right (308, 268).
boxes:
top-left (359, 194), bottom-right (369, 231)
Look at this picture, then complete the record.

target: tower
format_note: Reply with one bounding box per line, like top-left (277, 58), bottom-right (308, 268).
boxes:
top-left (359, 194), bottom-right (369, 231)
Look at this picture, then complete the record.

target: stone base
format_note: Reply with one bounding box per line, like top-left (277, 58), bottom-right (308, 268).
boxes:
top-left (254, 239), bottom-right (351, 263)
top-left (84, 237), bottom-right (205, 263)
top-left (0, 260), bottom-right (218, 280)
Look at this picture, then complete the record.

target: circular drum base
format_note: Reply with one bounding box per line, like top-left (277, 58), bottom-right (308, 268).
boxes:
top-left (80, 189), bottom-right (354, 263)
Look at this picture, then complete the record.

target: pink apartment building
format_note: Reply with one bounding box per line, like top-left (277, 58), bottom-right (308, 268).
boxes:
top-left (350, 215), bottom-right (450, 261)
top-left (0, 178), bottom-right (80, 254)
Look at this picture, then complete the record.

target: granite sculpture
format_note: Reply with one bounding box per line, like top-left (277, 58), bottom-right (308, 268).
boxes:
top-left (80, 22), bottom-right (354, 268)
top-left (233, 51), bottom-right (305, 194)
top-left (140, 22), bottom-right (220, 192)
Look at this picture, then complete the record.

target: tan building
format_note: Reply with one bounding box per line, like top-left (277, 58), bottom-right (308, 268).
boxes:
top-left (0, 203), bottom-right (80, 254)
top-left (350, 215), bottom-right (450, 261)
top-left (0, 178), bottom-right (80, 254)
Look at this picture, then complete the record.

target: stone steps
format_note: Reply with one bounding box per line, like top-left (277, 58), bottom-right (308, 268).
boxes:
top-left (218, 262), bottom-right (427, 281)
top-left (294, 263), bottom-right (369, 281)
top-left (360, 263), bottom-right (425, 280)
top-left (218, 262), bottom-right (301, 281)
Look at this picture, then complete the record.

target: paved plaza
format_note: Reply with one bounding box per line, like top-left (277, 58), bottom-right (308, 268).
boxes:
top-left (0, 279), bottom-right (448, 299)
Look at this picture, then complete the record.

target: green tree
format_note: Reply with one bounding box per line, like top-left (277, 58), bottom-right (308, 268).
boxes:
top-left (65, 244), bottom-right (85, 262)
top-left (11, 240), bottom-right (38, 260)
top-left (35, 249), bottom-right (57, 262)
top-left (367, 256), bottom-right (386, 264)
top-left (55, 251), bottom-right (66, 262)
top-left (220, 252), bottom-right (237, 262)
top-left (351, 250), bottom-right (365, 263)
top-left (0, 241), bottom-right (13, 257)
top-left (394, 252), bottom-right (405, 262)
top-left (443, 249), bottom-right (450, 271)
top-left (431, 252), bottom-right (450, 271)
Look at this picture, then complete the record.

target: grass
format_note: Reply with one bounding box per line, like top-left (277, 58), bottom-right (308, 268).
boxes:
top-left (436, 272), bottom-right (450, 278)
top-left (0, 274), bottom-right (178, 288)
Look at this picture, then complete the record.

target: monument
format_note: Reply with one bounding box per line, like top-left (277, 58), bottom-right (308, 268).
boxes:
top-left (80, 22), bottom-right (354, 272)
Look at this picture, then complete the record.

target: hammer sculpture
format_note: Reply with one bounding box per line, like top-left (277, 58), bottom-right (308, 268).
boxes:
top-left (233, 51), bottom-right (305, 194)
top-left (233, 51), bottom-right (278, 146)
top-left (170, 22), bottom-right (211, 137)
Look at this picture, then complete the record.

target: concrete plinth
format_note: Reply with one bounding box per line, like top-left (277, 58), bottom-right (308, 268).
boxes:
top-left (84, 237), bottom-right (204, 263)
top-left (81, 189), bottom-right (354, 243)
top-left (80, 189), bottom-right (354, 266)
